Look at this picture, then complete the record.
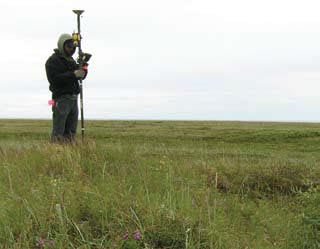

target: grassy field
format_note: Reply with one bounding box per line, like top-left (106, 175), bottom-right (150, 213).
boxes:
top-left (1, 119), bottom-right (320, 248)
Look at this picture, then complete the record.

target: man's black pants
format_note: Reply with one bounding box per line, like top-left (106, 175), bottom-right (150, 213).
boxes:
top-left (51, 94), bottom-right (78, 142)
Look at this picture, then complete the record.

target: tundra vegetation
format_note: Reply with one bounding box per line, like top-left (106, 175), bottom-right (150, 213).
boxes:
top-left (0, 119), bottom-right (320, 248)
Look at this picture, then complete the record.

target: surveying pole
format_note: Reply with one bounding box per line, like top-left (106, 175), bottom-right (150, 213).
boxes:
top-left (73, 10), bottom-right (86, 142)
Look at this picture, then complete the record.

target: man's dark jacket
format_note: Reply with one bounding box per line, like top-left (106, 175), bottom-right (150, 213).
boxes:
top-left (45, 49), bottom-right (80, 99)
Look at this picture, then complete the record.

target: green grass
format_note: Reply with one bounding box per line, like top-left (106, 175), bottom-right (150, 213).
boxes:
top-left (1, 119), bottom-right (320, 248)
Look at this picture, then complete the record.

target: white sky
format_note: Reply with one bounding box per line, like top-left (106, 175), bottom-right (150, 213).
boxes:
top-left (1, 0), bottom-right (320, 121)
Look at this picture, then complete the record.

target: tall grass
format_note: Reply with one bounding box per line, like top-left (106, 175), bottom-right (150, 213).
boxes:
top-left (1, 120), bottom-right (320, 248)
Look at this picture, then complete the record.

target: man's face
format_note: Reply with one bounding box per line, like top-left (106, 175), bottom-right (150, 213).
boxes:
top-left (64, 40), bottom-right (76, 56)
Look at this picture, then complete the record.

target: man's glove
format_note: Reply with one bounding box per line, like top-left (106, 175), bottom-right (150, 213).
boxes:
top-left (74, 69), bottom-right (86, 79)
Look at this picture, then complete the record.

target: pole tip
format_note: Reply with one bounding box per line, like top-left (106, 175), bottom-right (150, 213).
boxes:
top-left (73, 10), bottom-right (85, 15)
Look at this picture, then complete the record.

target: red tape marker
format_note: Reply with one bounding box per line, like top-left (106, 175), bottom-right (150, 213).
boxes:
top-left (48, 100), bottom-right (55, 106)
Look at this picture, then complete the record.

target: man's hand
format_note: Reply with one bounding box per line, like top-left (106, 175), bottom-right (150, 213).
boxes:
top-left (74, 69), bottom-right (86, 79)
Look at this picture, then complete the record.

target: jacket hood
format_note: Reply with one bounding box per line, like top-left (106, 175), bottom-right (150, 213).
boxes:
top-left (57, 33), bottom-right (73, 56)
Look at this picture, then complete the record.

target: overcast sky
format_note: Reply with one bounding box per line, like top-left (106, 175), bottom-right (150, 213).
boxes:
top-left (1, 0), bottom-right (320, 121)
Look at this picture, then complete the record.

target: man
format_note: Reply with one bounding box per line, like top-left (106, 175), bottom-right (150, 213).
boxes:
top-left (45, 33), bottom-right (87, 142)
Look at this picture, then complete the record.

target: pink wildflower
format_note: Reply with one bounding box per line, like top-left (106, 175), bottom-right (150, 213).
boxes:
top-left (133, 229), bottom-right (141, 240)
